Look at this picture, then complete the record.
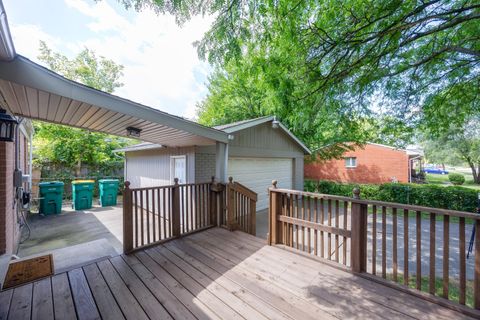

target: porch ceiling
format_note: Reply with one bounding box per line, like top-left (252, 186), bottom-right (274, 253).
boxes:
top-left (0, 56), bottom-right (228, 147)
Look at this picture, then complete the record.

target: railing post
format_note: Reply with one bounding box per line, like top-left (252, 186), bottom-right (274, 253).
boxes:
top-left (123, 181), bottom-right (133, 254)
top-left (209, 176), bottom-right (218, 226)
top-left (226, 177), bottom-right (235, 231)
top-left (350, 187), bottom-right (367, 273)
top-left (268, 180), bottom-right (279, 245)
top-left (172, 178), bottom-right (181, 237)
top-left (250, 199), bottom-right (256, 236)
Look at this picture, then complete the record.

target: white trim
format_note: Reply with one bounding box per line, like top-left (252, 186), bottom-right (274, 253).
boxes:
top-left (344, 157), bottom-right (357, 168)
top-left (170, 155), bottom-right (187, 184)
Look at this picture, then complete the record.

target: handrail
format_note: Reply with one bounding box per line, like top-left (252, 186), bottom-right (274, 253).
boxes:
top-left (232, 181), bottom-right (258, 201)
top-left (270, 187), bottom-right (480, 220)
top-left (225, 177), bottom-right (258, 235)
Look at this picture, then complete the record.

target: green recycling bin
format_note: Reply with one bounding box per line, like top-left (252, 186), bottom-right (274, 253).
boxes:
top-left (99, 179), bottom-right (119, 207)
top-left (38, 181), bottom-right (64, 215)
top-left (72, 180), bottom-right (95, 210)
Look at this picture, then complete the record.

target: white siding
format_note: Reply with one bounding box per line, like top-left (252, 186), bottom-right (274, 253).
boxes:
top-left (125, 147), bottom-right (195, 188)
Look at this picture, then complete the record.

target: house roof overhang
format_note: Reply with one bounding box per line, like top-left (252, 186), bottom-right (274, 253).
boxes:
top-left (0, 56), bottom-right (229, 146)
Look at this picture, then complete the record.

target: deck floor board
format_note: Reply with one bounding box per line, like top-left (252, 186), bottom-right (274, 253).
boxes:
top-left (0, 227), bottom-right (475, 320)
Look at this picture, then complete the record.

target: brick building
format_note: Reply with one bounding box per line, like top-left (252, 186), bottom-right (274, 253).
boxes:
top-left (0, 119), bottom-right (33, 255)
top-left (304, 143), bottom-right (422, 184)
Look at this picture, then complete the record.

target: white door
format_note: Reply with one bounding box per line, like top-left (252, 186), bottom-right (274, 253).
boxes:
top-left (228, 157), bottom-right (293, 210)
top-left (170, 156), bottom-right (187, 184)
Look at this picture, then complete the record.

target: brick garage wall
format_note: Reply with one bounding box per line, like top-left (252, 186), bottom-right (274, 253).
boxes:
top-left (305, 144), bottom-right (409, 184)
top-left (0, 141), bottom-right (16, 254)
top-left (195, 153), bottom-right (216, 183)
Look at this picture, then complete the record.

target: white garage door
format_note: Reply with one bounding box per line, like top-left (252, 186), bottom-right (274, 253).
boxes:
top-left (228, 157), bottom-right (293, 210)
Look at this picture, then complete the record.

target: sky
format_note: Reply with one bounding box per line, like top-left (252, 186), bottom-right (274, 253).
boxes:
top-left (3, 0), bottom-right (214, 119)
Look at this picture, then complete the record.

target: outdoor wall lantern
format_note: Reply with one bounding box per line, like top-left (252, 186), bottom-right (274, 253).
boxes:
top-left (0, 108), bottom-right (17, 142)
top-left (126, 126), bottom-right (141, 138)
top-left (272, 116), bottom-right (280, 129)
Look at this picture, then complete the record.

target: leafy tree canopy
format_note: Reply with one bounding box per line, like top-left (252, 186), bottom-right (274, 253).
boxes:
top-left (115, 0), bottom-right (479, 156)
top-left (34, 42), bottom-right (133, 173)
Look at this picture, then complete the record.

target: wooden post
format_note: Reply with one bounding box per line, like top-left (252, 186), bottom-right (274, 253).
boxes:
top-left (227, 177), bottom-right (235, 231)
top-left (123, 181), bottom-right (133, 254)
top-left (209, 176), bottom-right (218, 227)
top-left (475, 219), bottom-right (480, 309)
top-left (172, 178), bottom-right (181, 237)
top-left (250, 199), bottom-right (256, 236)
top-left (351, 187), bottom-right (367, 273)
top-left (268, 180), bottom-right (279, 245)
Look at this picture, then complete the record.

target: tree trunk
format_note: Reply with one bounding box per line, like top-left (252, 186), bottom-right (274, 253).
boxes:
top-left (75, 159), bottom-right (82, 177)
top-left (468, 161), bottom-right (480, 184)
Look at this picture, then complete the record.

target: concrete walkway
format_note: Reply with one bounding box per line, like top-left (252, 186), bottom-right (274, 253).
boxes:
top-left (17, 204), bottom-right (123, 272)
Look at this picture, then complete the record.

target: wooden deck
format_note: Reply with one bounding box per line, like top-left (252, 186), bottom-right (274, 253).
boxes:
top-left (0, 228), bottom-right (474, 320)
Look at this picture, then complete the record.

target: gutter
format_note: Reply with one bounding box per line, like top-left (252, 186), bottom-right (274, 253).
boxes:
top-left (0, 0), bottom-right (16, 61)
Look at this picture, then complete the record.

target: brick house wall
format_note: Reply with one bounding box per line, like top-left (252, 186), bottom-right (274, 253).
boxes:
top-left (0, 124), bottom-right (30, 255)
top-left (304, 143), bottom-right (409, 184)
top-left (0, 141), bottom-right (16, 254)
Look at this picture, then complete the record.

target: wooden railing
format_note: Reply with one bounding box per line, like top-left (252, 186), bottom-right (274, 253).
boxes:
top-left (123, 176), bottom-right (258, 253)
top-left (123, 178), bottom-right (220, 253)
top-left (225, 177), bottom-right (257, 235)
top-left (268, 183), bottom-right (480, 315)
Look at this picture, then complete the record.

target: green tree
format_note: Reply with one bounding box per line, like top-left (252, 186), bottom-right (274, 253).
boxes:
top-left (35, 42), bottom-right (132, 174)
top-left (422, 117), bottom-right (480, 184)
top-left (116, 0), bottom-right (479, 141)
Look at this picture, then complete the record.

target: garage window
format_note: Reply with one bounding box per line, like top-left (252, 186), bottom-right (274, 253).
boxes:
top-left (345, 157), bottom-right (357, 168)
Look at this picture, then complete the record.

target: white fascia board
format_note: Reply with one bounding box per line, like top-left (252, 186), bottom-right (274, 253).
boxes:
top-left (221, 116), bottom-right (275, 133)
top-left (0, 56), bottom-right (229, 143)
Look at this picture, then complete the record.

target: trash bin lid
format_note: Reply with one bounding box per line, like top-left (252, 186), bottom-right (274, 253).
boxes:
top-left (99, 179), bottom-right (119, 183)
top-left (39, 181), bottom-right (64, 187)
top-left (72, 180), bottom-right (95, 184)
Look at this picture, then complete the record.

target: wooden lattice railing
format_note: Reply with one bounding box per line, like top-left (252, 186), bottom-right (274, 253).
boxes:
top-left (123, 177), bottom-right (258, 253)
top-left (268, 182), bottom-right (480, 316)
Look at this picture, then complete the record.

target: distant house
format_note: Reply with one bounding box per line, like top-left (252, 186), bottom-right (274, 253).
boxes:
top-left (304, 143), bottom-right (423, 184)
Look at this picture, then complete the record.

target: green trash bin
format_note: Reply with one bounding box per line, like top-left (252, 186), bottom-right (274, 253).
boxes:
top-left (72, 180), bottom-right (95, 210)
top-left (38, 181), bottom-right (64, 215)
top-left (99, 179), bottom-right (119, 207)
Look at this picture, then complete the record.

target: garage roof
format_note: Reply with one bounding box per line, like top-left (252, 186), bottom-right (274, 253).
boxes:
top-left (115, 116), bottom-right (312, 154)
top-left (0, 3), bottom-right (228, 147)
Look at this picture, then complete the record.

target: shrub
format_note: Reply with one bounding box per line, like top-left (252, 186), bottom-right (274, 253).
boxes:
top-left (448, 173), bottom-right (465, 185)
top-left (304, 179), bottom-right (478, 213)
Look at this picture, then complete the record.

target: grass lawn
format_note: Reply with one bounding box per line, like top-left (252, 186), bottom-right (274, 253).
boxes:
top-left (425, 171), bottom-right (480, 191)
top-left (386, 274), bottom-right (474, 308)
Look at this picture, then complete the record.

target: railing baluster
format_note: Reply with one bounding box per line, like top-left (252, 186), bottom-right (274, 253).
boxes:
top-left (429, 212), bottom-right (436, 295)
top-left (443, 215), bottom-right (449, 299)
top-left (320, 198), bottom-right (325, 258)
top-left (301, 195), bottom-right (305, 251)
top-left (140, 189), bottom-right (144, 246)
top-left (146, 188), bottom-right (150, 243)
top-left (134, 190), bottom-right (139, 248)
top-left (163, 188), bottom-right (167, 239)
top-left (372, 205), bottom-right (377, 275)
top-left (416, 210), bottom-right (421, 290)
top-left (157, 188), bottom-right (161, 240)
top-left (343, 201), bottom-right (348, 266)
top-left (335, 200), bottom-right (339, 263)
top-left (328, 199), bottom-right (332, 260)
top-left (474, 219), bottom-right (480, 309)
top-left (459, 217), bottom-right (466, 305)
top-left (295, 194), bottom-right (299, 250)
top-left (393, 208), bottom-right (398, 282)
top-left (404, 209), bottom-right (409, 286)
top-left (314, 197), bottom-right (318, 256)
top-left (307, 197), bottom-right (312, 253)
top-left (382, 206), bottom-right (387, 279)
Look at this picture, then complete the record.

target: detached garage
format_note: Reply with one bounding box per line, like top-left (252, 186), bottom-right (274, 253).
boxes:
top-left (116, 116), bottom-right (310, 211)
